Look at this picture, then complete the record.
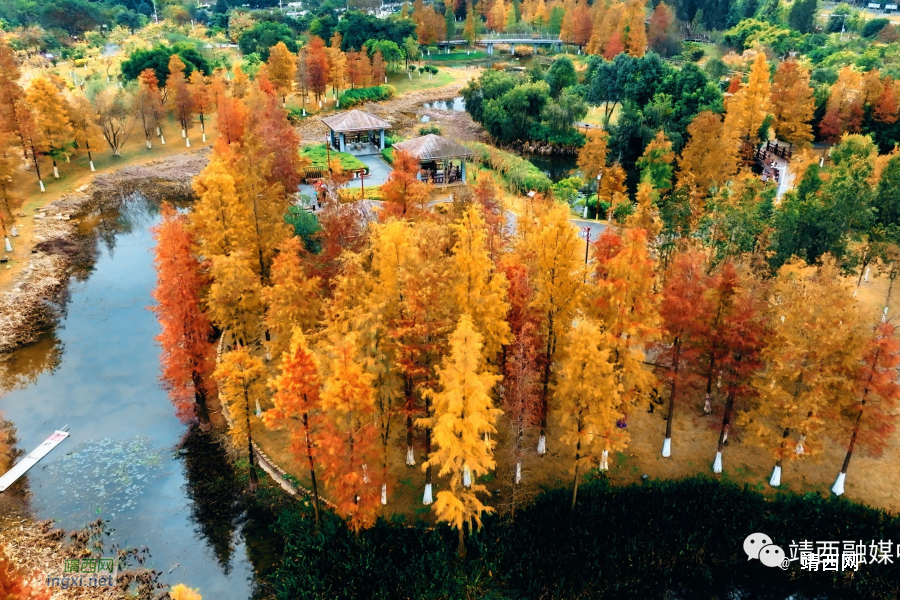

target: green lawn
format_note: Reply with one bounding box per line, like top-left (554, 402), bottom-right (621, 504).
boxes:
top-left (301, 143), bottom-right (368, 173)
top-left (425, 50), bottom-right (489, 62)
top-left (387, 69), bottom-right (458, 94)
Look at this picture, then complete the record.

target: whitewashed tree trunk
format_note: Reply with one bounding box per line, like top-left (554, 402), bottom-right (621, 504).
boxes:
top-left (39, 180), bottom-right (45, 192)
top-left (160, 135), bottom-right (166, 145)
top-left (537, 434), bottom-right (546, 455)
top-left (832, 472), bottom-right (846, 495)
top-left (406, 446), bottom-right (415, 466)
top-left (255, 399), bottom-right (262, 418)
top-left (181, 128), bottom-right (186, 138)
top-left (661, 437), bottom-right (671, 458)
top-left (599, 449), bottom-right (609, 471)
top-left (146, 140), bottom-right (152, 149)
top-left (10, 226), bottom-right (17, 237)
top-left (362, 464), bottom-right (369, 484)
top-left (4, 238), bottom-right (11, 252)
top-left (463, 465), bottom-right (472, 488)
top-left (769, 465), bottom-right (781, 487)
top-left (202, 133), bottom-right (206, 142)
top-left (794, 435), bottom-right (805, 455)
top-left (515, 461), bottom-right (522, 484)
top-left (53, 166), bottom-right (59, 178)
top-left (423, 483), bottom-right (433, 505)
top-left (713, 451), bottom-right (723, 473)
top-left (381, 483), bottom-right (387, 505)
top-left (89, 161), bottom-right (95, 172)
top-left (186, 138), bottom-right (191, 147)
top-left (703, 393), bottom-right (712, 414)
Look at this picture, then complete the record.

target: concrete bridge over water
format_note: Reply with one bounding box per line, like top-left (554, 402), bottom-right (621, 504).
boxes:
top-left (435, 33), bottom-right (573, 55)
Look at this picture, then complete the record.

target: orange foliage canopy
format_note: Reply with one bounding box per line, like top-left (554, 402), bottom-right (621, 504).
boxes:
top-left (151, 203), bottom-right (215, 427)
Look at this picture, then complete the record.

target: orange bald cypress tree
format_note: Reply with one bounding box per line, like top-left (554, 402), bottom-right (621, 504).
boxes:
top-left (167, 55), bottom-right (195, 146)
top-left (380, 149), bottom-right (433, 216)
top-left (266, 327), bottom-right (324, 525)
top-left (151, 203), bottom-right (215, 430)
top-left (318, 335), bottom-right (381, 533)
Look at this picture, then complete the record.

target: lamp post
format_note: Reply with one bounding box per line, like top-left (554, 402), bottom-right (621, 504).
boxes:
top-left (596, 172), bottom-right (602, 220)
top-left (358, 168), bottom-right (366, 200)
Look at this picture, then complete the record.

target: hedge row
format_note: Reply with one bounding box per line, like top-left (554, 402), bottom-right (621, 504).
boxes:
top-left (338, 85), bottom-right (396, 108)
top-left (464, 141), bottom-right (552, 194)
top-left (270, 476), bottom-right (900, 600)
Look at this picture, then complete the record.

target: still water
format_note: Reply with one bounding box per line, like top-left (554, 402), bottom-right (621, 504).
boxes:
top-left (0, 198), bottom-right (270, 599)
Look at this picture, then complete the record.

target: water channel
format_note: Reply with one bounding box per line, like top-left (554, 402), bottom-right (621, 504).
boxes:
top-left (0, 198), bottom-right (273, 599)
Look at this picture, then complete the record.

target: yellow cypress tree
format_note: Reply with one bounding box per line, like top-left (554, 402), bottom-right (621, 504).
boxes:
top-left (724, 52), bottom-right (772, 147)
top-left (520, 201), bottom-right (585, 454)
top-left (451, 205), bottom-right (512, 362)
top-left (770, 60), bottom-right (815, 147)
top-left (590, 226), bottom-right (661, 408)
top-left (190, 152), bottom-right (255, 259)
top-left (262, 236), bottom-right (321, 363)
top-left (600, 163), bottom-right (628, 221)
top-left (266, 41), bottom-right (297, 106)
top-left (65, 95), bottom-right (104, 171)
top-left (25, 77), bottom-right (74, 178)
top-left (420, 315), bottom-right (502, 557)
top-left (232, 134), bottom-right (293, 277)
top-left (232, 64), bottom-right (249, 99)
top-left (625, 180), bottom-right (663, 238)
top-left (215, 346), bottom-right (266, 491)
top-left (738, 259), bottom-right (866, 487)
top-left (624, 0), bottom-right (647, 57)
top-left (328, 33), bottom-right (348, 101)
top-left (577, 129), bottom-right (608, 182)
top-left (554, 318), bottom-right (622, 508)
top-left (207, 251), bottom-right (264, 346)
top-left (677, 110), bottom-right (739, 194)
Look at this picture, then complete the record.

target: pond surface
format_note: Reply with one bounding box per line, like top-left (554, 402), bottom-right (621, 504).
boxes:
top-left (422, 96), bottom-right (466, 112)
top-left (525, 153), bottom-right (580, 183)
top-left (0, 198), bottom-right (273, 599)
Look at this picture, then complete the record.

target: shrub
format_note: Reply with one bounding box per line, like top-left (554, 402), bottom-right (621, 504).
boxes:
top-left (286, 107), bottom-right (305, 125)
top-left (283, 206), bottom-right (322, 253)
top-left (862, 17), bottom-right (891, 38)
top-left (271, 476), bottom-right (900, 600)
top-left (465, 141), bottom-right (552, 194)
top-left (337, 85), bottom-right (395, 108)
top-left (381, 147), bottom-right (395, 164)
top-left (418, 123), bottom-right (442, 135)
top-left (513, 44), bottom-right (534, 58)
top-left (681, 43), bottom-right (705, 62)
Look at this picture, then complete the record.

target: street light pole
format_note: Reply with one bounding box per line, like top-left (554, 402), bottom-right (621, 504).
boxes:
top-left (596, 172), bottom-right (602, 220)
top-left (359, 168), bottom-right (365, 200)
top-left (582, 227), bottom-right (591, 283)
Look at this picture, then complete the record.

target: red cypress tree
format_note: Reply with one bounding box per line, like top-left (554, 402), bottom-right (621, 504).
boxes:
top-left (151, 203), bottom-right (216, 430)
top-left (304, 36), bottom-right (329, 102)
top-left (655, 252), bottom-right (711, 458)
top-left (703, 263), bottom-right (768, 474)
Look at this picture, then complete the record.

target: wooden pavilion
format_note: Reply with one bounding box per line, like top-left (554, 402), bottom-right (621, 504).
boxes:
top-left (321, 109), bottom-right (391, 154)
top-left (392, 134), bottom-right (474, 186)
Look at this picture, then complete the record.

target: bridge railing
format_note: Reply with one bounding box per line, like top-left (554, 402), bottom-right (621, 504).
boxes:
top-left (479, 33), bottom-right (563, 41)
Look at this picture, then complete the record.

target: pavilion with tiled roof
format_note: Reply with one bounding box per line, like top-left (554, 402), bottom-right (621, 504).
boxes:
top-left (392, 134), bottom-right (474, 186)
top-left (321, 109), bottom-right (391, 154)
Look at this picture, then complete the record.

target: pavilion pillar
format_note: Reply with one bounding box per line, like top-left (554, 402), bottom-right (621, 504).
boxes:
top-left (380, 129), bottom-right (385, 150)
top-left (340, 133), bottom-right (346, 152)
top-left (533, 44), bottom-right (538, 54)
top-left (461, 160), bottom-right (467, 183)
